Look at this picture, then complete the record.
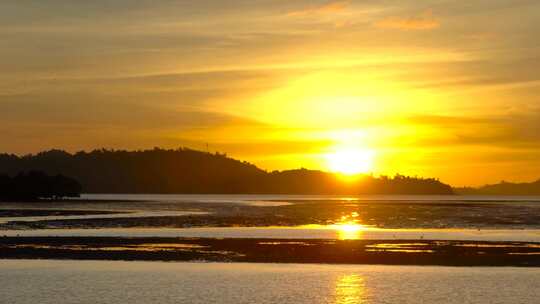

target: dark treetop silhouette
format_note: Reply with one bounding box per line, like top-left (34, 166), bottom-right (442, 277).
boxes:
top-left (0, 171), bottom-right (82, 200)
top-left (0, 148), bottom-right (453, 195)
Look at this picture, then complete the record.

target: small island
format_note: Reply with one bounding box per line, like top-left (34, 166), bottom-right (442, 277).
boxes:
top-left (0, 171), bottom-right (82, 201)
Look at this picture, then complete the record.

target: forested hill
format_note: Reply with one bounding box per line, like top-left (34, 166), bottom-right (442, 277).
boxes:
top-left (456, 180), bottom-right (540, 195)
top-left (0, 148), bottom-right (454, 195)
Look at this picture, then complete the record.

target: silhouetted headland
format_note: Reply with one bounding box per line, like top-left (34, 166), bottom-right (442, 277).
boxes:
top-left (0, 148), bottom-right (453, 195)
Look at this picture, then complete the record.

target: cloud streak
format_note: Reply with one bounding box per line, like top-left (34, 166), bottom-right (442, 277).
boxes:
top-left (287, 1), bottom-right (350, 17)
top-left (374, 10), bottom-right (440, 30)
top-left (408, 111), bottom-right (540, 148)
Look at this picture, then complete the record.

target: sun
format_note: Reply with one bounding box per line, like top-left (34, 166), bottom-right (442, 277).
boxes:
top-left (325, 148), bottom-right (375, 175)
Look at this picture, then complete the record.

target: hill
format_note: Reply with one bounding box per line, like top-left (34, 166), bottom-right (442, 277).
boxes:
top-left (456, 180), bottom-right (540, 195)
top-left (0, 148), bottom-right (454, 195)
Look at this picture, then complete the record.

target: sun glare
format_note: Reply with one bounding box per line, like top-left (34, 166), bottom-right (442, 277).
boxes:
top-left (326, 148), bottom-right (375, 175)
top-left (331, 222), bottom-right (367, 240)
top-left (337, 223), bottom-right (364, 233)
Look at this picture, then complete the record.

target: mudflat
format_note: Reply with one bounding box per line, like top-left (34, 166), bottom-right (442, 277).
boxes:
top-left (1, 237), bottom-right (539, 266)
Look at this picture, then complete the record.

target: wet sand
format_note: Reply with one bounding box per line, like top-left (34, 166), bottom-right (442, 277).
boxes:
top-left (1, 237), bottom-right (539, 266)
top-left (0, 209), bottom-right (121, 218)
top-left (1, 196), bottom-right (539, 267)
top-left (2, 198), bottom-right (540, 230)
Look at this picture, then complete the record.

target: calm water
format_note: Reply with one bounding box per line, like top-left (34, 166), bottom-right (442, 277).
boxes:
top-left (3, 227), bottom-right (540, 242)
top-left (2, 194), bottom-right (540, 242)
top-left (1, 260), bottom-right (538, 304)
top-left (0, 210), bottom-right (207, 224)
top-left (79, 193), bottom-right (540, 204)
top-left (2, 196), bottom-right (539, 303)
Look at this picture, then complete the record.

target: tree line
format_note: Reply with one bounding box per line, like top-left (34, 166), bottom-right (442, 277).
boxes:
top-left (0, 148), bottom-right (454, 195)
top-left (0, 171), bottom-right (82, 200)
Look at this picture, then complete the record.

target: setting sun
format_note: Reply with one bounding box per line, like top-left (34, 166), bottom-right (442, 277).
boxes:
top-left (325, 148), bottom-right (375, 175)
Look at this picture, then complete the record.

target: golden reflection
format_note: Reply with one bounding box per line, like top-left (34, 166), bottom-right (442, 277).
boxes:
top-left (329, 211), bottom-right (368, 240)
top-left (335, 274), bottom-right (367, 304)
top-left (331, 222), bottom-right (366, 240)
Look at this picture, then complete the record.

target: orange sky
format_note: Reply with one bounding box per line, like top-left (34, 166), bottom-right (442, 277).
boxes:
top-left (1, 1), bottom-right (540, 186)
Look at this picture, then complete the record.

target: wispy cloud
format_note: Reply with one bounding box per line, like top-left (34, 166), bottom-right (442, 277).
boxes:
top-left (374, 10), bottom-right (440, 30)
top-left (409, 114), bottom-right (491, 127)
top-left (287, 1), bottom-right (350, 17)
top-left (408, 110), bottom-right (540, 148)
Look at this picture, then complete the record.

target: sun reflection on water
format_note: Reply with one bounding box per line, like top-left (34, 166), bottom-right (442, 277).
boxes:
top-left (331, 222), bottom-right (366, 240)
top-left (329, 212), bottom-right (367, 240)
top-left (335, 274), bottom-right (367, 304)
top-left (299, 211), bottom-right (372, 239)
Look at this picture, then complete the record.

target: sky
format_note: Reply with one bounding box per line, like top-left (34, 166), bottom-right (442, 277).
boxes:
top-left (1, 0), bottom-right (540, 186)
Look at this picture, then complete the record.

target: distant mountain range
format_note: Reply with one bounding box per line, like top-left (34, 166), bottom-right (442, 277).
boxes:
top-left (0, 148), bottom-right (454, 195)
top-left (456, 180), bottom-right (540, 196)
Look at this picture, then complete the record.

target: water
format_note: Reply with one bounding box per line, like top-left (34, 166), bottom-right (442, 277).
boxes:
top-left (1, 196), bottom-right (539, 302)
top-left (1, 260), bottom-right (538, 304)
top-left (1, 194), bottom-right (539, 242)
top-left (2, 227), bottom-right (540, 242)
top-left (79, 193), bottom-right (540, 204)
top-left (0, 210), bottom-right (207, 224)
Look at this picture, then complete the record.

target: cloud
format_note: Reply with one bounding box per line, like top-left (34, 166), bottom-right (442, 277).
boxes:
top-left (287, 1), bottom-right (350, 17)
top-left (408, 111), bottom-right (540, 148)
top-left (0, 92), bottom-right (266, 130)
top-left (409, 114), bottom-right (492, 127)
top-left (161, 138), bottom-right (333, 158)
top-left (374, 10), bottom-right (440, 30)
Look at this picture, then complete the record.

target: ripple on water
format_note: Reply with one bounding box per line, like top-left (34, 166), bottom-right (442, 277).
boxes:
top-left (0, 261), bottom-right (539, 304)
